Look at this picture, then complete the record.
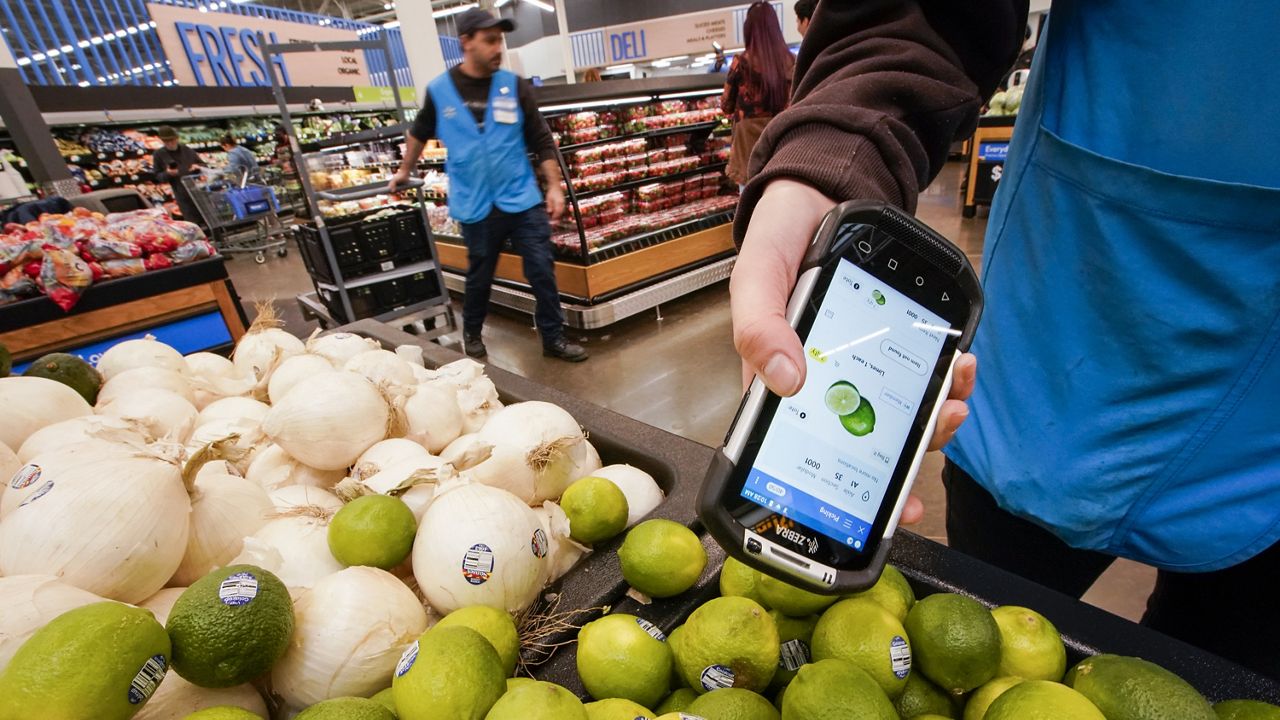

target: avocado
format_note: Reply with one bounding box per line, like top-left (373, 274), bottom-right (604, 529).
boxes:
top-left (22, 352), bottom-right (102, 404)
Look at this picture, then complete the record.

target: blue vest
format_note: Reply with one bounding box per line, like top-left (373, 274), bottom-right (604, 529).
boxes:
top-left (428, 69), bottom-right (543, 224)
top-left (946, 1), bottom-right (1280, 572)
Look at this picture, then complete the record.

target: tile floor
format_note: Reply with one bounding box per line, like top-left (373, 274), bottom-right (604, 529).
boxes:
top-left (226, 161), bottom-right (1157, 621)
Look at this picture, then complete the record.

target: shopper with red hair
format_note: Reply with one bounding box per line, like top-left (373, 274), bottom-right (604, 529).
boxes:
top-left (722, 2), bottom-right (795, 186)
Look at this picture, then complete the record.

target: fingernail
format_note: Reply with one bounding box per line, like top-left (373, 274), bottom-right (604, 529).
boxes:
top-left (763, 354), bottom-right (801, 395)
top-left (948, 406), bottom-right (970, 433)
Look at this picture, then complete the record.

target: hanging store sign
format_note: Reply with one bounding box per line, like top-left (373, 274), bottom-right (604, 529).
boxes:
top-left (146, 4), bottom-right (370, 88)
top-left (602, 9), bottom-right (736, 64)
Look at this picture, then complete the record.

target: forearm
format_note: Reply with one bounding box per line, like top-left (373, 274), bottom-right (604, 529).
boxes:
top-left (539, 158), bottom-right (562, 190)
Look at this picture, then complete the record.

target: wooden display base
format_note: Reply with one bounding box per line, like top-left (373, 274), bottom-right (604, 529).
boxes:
top-left (964, 118), bottom-right (1016, 217)
top-left (435, 222), bottom-right (735, 302)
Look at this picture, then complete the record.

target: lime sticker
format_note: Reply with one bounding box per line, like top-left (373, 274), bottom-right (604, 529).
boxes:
top-left (890, 635), bottom-right (912, 679)
top-left (635, 617), bottom-right (667, 642)
top-left (396, 640), bottom-right (419, 677)
top-left (700, 664), bottom-right (735, 691)
top-left (10, 464), bottom-right (40, 490)
top-left (463, 543), bottom-right (495, 585)
top-left (127, 654), bottom-right (167, 704)
top-left (218, 572), bottom-right (259, 606)
top-left (780, 638), bottom-right (811, 671)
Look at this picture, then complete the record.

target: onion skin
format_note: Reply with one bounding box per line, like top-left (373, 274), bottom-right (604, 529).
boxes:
top-left (0, 376), bottom-right (93, 453)
top-left (262, 371), bottom-right (390, 471)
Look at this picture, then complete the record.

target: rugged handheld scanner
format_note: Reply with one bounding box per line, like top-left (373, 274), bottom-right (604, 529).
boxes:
top-left (698, 201), bottom-right (983, 593)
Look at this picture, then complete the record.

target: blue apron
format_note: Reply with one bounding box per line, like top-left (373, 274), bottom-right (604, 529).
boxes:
top-left (947, 1), bottom-right (1280, 572)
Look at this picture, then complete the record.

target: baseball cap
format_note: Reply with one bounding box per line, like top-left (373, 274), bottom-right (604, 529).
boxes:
top-left (157, 126), bottom-right (179, 141)
top-left (455, 7), bottom-right (515, 37)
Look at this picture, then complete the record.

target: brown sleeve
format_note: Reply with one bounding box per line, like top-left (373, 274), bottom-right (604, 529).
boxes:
top-left (722, 55), bottom-right (743, 117)
top-left (733, 0), bottom-right (1027, 242)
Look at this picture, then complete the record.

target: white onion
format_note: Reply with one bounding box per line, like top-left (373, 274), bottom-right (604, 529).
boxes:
top-left (0, 450), bottom-right (191, 602)
top-left (234, 327), bottom-right (304, 381)
top-left (269, 485), bottom-right (344, 513)
top-left (97, 366), bottom-right (195, 406)
top-left (457, 376), bottom-right (503, 434)
top-left (402, 383), bottom-right (464, 454)
top-left (263, 371), bottom-right (389, 471)
top-left (272, 567), bottom-right (428, 708)
top-left (2, 441), bottom-right (135, 517)
top-left (234, 513), bottom-right (343, 591)
top-left (436, 357), bottom-right (486, 386)
top-left (97, 388), bottom-right (198, 443)
top-left (344, 349), bottom-right (416, 392)
top-left (306, 332), bottom-right (380, 367)
top-left (134, 675), bottom-right (267, 720)
top-left (0, 442), bottom-right (17, 494)
top-left (567, 439), bottom-right (603, 488)
top-left (353, 438), bottom-right (435, 481)
top-left (475, 401), bottom-right (587, 504)
top-left (170, 471), bottom-right (273, 587)
top-left (412, 480), bottom-right (550, 614)
top-left (591, 464), bottom-right (665, 527)
top-left (246, 444), bottom-right (343, 493)
top-left (440, 433), bottom-right (493, 471)
top-left (187, 419), bottom-right (266, 475)
top-left (537, 502), bottom-right (589, 582)
top-left (16, 414), bottom-right (147, 464)
top-left (96, 336), bottom-right (189, 381)
top-left (267, 354), bottom-right (334, 405)
top-left (345, 456), bottom-right (452, 497)
top-left (401, 484), bottom-right (437, 521)
top-left (184, 352), bottom-right (236, 380)
top-left (197, 396), bottom-right (271, 428)
top-left (139, 587), bottom-right (187, 624)
top-left (0, 575), bottom-right (105, 672)
top-left (0, 376), bottom-right (93, 452)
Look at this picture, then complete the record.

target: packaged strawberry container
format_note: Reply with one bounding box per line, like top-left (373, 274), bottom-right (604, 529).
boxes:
top-left (657, 100), bottom-right (687, 115)
top-left (565, 111), bottom-right (598, 130)
top-left (566, 126), bottom-right (602, 144)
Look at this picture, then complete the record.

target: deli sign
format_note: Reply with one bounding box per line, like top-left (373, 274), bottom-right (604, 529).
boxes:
top-left (146, 4), bottom-right (370, 87)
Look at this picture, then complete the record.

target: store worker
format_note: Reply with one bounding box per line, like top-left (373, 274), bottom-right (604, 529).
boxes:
top-left (390, 8), bottom-right (587, 363)
top-left (152, 126), bottom-right (204, 225)
top-left (219, 135), bottom-right (260, 182)
top-left (730, 0), bottom-right (1280, 677)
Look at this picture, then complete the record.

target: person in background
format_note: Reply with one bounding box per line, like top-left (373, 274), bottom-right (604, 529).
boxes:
top-left (730, 0), bottom-right (1280, 678)
top-left (722, 2), bottom-right (796, 188)
top-left (152, 126), bottom-right (204, 225)
top-left (390, 8), bottom-right (587, 363)
top-left (582, 68), bottom-right (603, 82)
top-left (220, 135), bottom-right (260, 182)
top-left (794, 0), bottom-right (817, 36)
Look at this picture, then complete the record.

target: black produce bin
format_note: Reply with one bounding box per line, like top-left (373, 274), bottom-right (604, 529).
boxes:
top-left (316, 270), bottom-right (442, 324)
top-left (337, 320), bottom-right (1280, 706)
top-left (297, 209), bottom-right (432, 284)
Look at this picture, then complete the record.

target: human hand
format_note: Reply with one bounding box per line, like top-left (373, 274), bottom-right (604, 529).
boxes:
top-left (388, 168), bottom-right (411, 193)
top-left (546, 185), bottom-right (566, 221)
top-left (730, 179), bottom-right (979, 524)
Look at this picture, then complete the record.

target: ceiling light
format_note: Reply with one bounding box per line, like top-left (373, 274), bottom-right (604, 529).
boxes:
top-left (661, 55), bottom-right (689, 62)
top-left (432, 3), bottom-right (477, 18)
top-left (651, 60), bottom-right (670, 68)
top-left (383, 20), bottom-right (400, 28)
top-left (605, 63), bottom-right (634, 71)
top-left (525, 0), bottom-right (555, 12)
top-left (540, 96), bottom-right (649, 112)
top-left (658, 89), bottom-right (721, 99)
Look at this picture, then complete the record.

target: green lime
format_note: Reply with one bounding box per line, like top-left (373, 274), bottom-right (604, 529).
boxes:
top-left (719, 557), bottom-right (767, 606)
top-left (22, 352), bottom-right (102, 404)
top-left (1215, 700), bottom-right (1280, 719)
top-left (668, 625), bottom-right (689, 689)
top-left (757, 574), bottom-right (837, 617)
top-left (562, 476), bottom-right (630, 544)
top-left (435, 605), bottom-right (521, 677)
top-left (585, 698), bottom-right (657, 720)
top-left (687, 688), bottom-right (780, 720)
top-left (619, 520), bottom-right (707, 598)
top-left (182, 708), bottom-right (264, 720)
top-left (991, 606), bottom-right (1066, 681)
top-left (769, 611), bottom-right (817, 690)
top-left (296, 697), bottom-right (395, 719)
top-left (845, 564), bottom-right (916, 623)
top-left (896, 671), bottom-right (957, 719)
top-left (672, 596), bottom-right (779, 694)
top-left (657, 689), bottom-right (700, 714)
top-left (371, 687), bottom-right (399, 717)
top-left (1066, 654), bottom-right (1216, 720)
top-left (824, 382), bottom-right (861, 415)
top-left (984, 680), bottom-right (1105, 720)
top-left (485, 680), bottom-right (588, 720)
top-left (963, 676), bottom-right (1023, 720)
top-left (507, 677), bottom-right (538, 694)
top-left (780, 658), bottom-right (896, 720)
top-left (839, 399), bottom-right (876, 437)
top-left (328, 494), bottom-right (418, 570)
top-left (903, 593), bottom-right (1000, 695)
top-left (577, 613), bottom-right (673, 708)
top-left (0, 601), bottom-right (171, 719)
top-left (811, 598), bottom-right (911, 699)
top-left (167, 565), bottom-right (294, 688)
top-left (392, 625), bottom-right (506, 720)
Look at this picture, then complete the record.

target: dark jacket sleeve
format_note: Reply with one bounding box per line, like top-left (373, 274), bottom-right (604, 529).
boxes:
top-left (152, 148), bottom-right (170, 183)
top-left (733, 0), bottom-right (1027, 243)
top-left (409, 90), bottom-right (437, 143)
top-left (518, 78), bottom-right (558, 164)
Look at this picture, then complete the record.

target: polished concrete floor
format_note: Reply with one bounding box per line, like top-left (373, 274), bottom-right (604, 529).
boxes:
top-left (227, 161), bottom-right (1156, 621)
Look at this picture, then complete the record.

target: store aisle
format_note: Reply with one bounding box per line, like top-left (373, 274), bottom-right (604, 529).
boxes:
top-left (227, 161), bottom-right (1155, 622)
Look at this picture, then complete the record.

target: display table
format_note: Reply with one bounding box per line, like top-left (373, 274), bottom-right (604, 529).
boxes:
top-left (0, 257), bottom-right (247, 368)
top-left (963, 115), bottom-right (1017, 217)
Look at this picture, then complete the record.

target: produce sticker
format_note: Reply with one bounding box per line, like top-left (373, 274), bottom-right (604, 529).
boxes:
top-left (127, 654), bottom-right (168, 704)
top-left (699, 664), bottom-right (735, 691)
top-left (219, 572), bottom-right (260, 606)
top-left (635, 617), bottom-right (667, 642)
top-left (531, 528), bottom-right (549, 559)
top-left (396, 640), bottom-right (419, 677)
top-left (9, 464), bottom-right (39, 490)
top-left (463, 543), bottom-right (496, 585)
top-left (890, 635), bottom-right (912, 679)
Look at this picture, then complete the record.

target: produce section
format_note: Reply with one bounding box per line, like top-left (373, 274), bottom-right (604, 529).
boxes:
top-left (0, 317), bottom-right (1277, 720)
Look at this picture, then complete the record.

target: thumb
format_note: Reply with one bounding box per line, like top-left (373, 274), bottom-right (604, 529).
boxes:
top-left (730, 235), bottom-right (807, 398)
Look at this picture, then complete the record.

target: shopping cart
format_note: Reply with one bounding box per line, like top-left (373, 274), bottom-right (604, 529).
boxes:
top-left (182, 169), bottom-right (289, 264)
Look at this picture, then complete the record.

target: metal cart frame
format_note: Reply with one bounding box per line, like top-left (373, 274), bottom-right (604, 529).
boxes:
top-left (180, 169), bottom-right (289, 264)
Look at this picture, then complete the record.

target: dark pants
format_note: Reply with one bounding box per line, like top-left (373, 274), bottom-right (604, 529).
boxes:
top-left (459, 205), bottom-right (564, 344)
top-left (942, 459), bottom-right (1280, 679)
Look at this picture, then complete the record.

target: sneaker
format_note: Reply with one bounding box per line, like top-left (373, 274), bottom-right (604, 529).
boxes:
top-left (463, 333), bottom-right (487, 359)
top-left (543, 337), bottom-right (589, 362)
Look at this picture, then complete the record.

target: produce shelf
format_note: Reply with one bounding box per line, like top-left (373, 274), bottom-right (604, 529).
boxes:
top-left (556, 121), bottom-right (720, 154)
top-left (314, 260), bottom-right (437, 292)
top-left (572, 162), bottom-right (728, 201)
